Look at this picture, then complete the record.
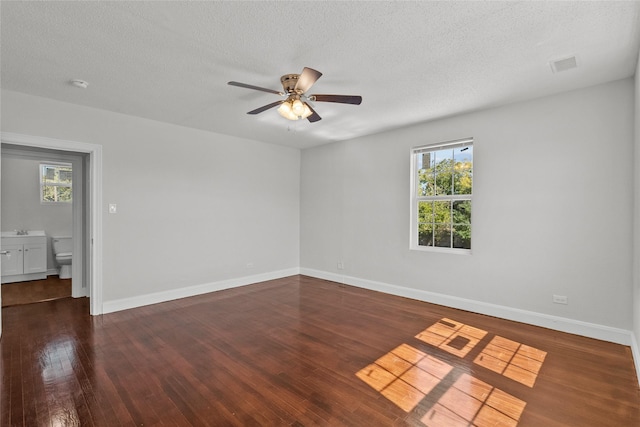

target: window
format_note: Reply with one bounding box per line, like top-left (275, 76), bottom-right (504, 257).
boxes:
top-left (411, 138), bottom-right (472, 252)
top-left (40, 163), bottom-right (72, 203)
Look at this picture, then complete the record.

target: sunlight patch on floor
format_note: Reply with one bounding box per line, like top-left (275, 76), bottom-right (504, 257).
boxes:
top-left (415, 318), bottom-right (488, 358)
top-left (422, 373), bottom-right (526, 427)
top-left (474, 336), bottom-right (547, 387)
top-left (356, 343), bottom-right (453, 412)
top-left (356, 318), bottom-right (547, 426)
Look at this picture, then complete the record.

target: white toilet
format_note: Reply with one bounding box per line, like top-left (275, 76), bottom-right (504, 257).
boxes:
top-left (52, 236), bottom-right (72, 279)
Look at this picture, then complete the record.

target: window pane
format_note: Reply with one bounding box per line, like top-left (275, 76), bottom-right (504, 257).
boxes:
top-left (434, 149), bottom-right (454, 195)
top-left (433, 224), bottom-right (451, 247)
top-left (453, 146), bottom-right (472, 195)
top-left (43, 166), bottom-right (56, 182)
top-left (418, 223), bottom-right (434, 246)
top-left (453, 225), bottom-right (471, 249)
top-left (417, 152), bottom-right (436, 196)
top-left (453, 200), bottom-right (471, 225)
top-left (433, 200), bottom-right (451, 223)
top-left (418, 201), bottom-right (433, 223)
top-left (418, 201), bottom-right (434, 246)
top-left (58, 167), bottom-right (72, 183)
top-left (42, 185), bottom-right (56, 202)
top-left (57, 186), bottom-right (72, 202)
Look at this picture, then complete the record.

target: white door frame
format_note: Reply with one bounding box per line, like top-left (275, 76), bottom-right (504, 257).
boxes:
top-left (1, 132), bottom-right (103, 315)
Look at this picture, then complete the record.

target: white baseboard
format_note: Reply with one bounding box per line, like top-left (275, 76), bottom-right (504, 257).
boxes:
top-left (300, 268), bottom-right (634, 346)
top-left (102, 267), bottom-right (300, 314)
top-left (631, 333), bottom-right (640, 387)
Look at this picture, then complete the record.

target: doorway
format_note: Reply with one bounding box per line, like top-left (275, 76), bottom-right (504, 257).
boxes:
top-left (0, 132), bottom-right (103, 336)
top-left (2, 145), bottom-right (86, 301)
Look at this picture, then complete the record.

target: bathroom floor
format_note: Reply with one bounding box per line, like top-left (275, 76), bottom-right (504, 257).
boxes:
top-left (1, 275), bottom-right (71, 307)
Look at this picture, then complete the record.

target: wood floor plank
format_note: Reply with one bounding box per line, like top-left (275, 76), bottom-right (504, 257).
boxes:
top-left (1, 275), bottom-right (71, 307)
top-left (1, 275), bottom-right (639, 426)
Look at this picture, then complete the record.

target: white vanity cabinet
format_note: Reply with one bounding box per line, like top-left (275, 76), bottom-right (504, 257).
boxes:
top-left (1, 233), bottom-right (47, 284)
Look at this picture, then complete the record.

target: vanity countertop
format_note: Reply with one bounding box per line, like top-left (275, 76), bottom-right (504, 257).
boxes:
top-left (1, 230), bottom-right (46, 237)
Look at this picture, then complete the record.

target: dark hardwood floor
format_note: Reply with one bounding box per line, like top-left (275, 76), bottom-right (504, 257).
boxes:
top-left (1, 275), bottom-right (639, 426)
top-left (1, 275), bottom-right (71, 307)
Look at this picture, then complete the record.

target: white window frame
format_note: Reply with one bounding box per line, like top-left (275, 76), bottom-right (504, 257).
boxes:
top-left (410, 138), bottom-right (473, 254)
top-left (40, 162), bottom-right (73, 204)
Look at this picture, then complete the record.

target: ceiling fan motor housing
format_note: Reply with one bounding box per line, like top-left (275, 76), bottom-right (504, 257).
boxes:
top-left (280, 74), bottom-right (301, 93)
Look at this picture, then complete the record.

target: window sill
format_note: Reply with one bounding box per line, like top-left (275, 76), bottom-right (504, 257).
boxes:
top-left (410, 245), bottom-right (471, 255)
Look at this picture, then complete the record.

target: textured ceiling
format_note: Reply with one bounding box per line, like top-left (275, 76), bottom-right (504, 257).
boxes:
top-left (2, 1), bottom-right (639, 149)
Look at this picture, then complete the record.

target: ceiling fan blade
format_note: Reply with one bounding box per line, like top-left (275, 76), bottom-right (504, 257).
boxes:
top-left (247, 100), bottom-right (284, 115)
top-left (310, 94), bottom-right (362, 105)
top-left (295, 67), bottom-right (322, 93)
top-left (228, 81), bottom-right (284, 96)
top-left (306, 103), bottom-right (322, 123)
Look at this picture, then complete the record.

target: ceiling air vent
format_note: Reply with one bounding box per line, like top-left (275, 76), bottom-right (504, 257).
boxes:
top-left (550, 56), bottom-right (578, 73)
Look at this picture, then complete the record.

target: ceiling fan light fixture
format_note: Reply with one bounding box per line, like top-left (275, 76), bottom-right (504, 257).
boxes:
top-left (277, 100), bottom-right (295, 120)
top-left (277, 98), bottom-right (312, 121)
top-left (292, 99), bottom-right (305, 116)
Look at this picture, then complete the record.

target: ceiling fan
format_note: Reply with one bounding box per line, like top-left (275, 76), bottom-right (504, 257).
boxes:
top-left (228, 67), bottom-right (362, 123)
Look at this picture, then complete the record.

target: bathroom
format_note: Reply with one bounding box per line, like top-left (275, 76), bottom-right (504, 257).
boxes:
top-left (1, 144), bottom-right (84, 306)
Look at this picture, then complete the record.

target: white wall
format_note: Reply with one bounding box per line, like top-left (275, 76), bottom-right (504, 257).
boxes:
top-left (1, 90), bottom-right (300, 303)
top-left (301, 78), bottom-right (634, 331)
top-left (1, 155), bottom-right (73, 271)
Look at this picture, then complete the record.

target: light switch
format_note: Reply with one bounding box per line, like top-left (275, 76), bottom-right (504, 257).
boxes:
top-left (109, 204), bottom-right (117, 214)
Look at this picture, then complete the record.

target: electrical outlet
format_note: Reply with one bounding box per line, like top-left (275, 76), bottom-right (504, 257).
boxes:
top-left (108, 204), bottom-right (117, 214)
top-left (337, 261), bottom-right (344, 270)
top-left (553, 295), bottom-right (568, 305)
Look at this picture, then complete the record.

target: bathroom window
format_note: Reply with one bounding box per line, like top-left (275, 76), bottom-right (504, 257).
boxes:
top-left (40, 163), bottom-right (72, 203)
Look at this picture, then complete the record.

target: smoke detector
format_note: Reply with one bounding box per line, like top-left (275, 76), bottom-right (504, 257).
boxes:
top-left (70, 79), bottom-right (89, 89)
